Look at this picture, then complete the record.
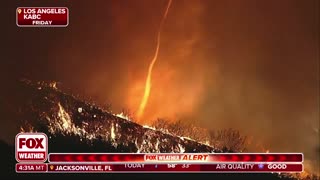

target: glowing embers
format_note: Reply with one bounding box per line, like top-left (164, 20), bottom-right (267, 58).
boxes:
top-left (57, 102), bottom-right (72, 131)
top-left (115, 112), bottom-right (131, 121)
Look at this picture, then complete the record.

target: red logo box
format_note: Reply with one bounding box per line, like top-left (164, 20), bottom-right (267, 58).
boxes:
top-left (15, 133), bottom-right (48, 162)
top-left (16, 7), bottom-right (69, 27)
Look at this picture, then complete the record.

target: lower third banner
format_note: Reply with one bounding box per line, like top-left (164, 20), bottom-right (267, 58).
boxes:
top-left (16, 163), bottom-right (303, 173)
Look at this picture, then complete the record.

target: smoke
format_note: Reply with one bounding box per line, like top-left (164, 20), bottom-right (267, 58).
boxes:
top-left (127, 0), bottom-right (213, 123)
top-left (1, 0), bottom-right (318, 175)
top-left (36, 0), bottom-right (320, 174)
top-left (136, 0), bottom-right (172, 120)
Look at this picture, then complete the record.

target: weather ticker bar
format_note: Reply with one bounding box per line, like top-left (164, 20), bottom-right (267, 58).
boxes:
top-left (16, 163), bottom-right (303, 173)
top-left (48, 153), bottom-right (303, 163)
top-left (15, 133), bottom-right (305, 174)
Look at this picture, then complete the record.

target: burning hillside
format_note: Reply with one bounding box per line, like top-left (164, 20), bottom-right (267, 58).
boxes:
top-left (2, 79), bottom-right (316, 180)
top-left (17, 80), bottom-right (218, 153)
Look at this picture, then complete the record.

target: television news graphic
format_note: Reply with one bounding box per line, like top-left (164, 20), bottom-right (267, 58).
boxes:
top-left (14, 132), bottom-right (303, 173)
top-left (16, 164), bottom-right (48, 173)
top-left (16, 7), bottom-right (69, 27)
top-left (48, 153), bottom-right (303, 163)
top-left (15, 133), bottom-right (48, 162)
top-left (15, 163), bottom-right (303, 173)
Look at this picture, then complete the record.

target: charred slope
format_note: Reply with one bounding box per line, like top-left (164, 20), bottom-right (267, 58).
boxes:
top-left (17, 80), bottom-right (218, 153)
top-left (3, 80), bottom-right (300, 179)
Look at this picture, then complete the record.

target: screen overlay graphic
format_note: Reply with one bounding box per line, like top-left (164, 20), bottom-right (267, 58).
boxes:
top-left (15, 133), bottom-right (304, 173)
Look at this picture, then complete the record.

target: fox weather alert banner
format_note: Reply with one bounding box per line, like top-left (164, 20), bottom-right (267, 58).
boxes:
top-left (15, 132), bottom-right (304, 173)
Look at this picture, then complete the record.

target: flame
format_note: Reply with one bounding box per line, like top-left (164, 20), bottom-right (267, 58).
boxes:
top-left (57, 102), bottom-right (73, 131)
top-left (115, 112), bottom-right (130, 121)
top-left (49, 82), bottom-right (57, 89)
top-left (136, 0), bottom-right (172, 120)
top-left (111, 123), bottom-right (115, 140)
top-left (143, 125), bottom-right (156, 130)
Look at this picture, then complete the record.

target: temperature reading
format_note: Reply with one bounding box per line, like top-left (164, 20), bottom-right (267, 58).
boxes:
top-left (167, 164), bottom-right (177, 168)
top-left (182, 164), bottom-right (190, 168)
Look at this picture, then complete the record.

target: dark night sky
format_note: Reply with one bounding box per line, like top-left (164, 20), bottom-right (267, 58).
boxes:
top-left (1, 0), bottom-right (319, 173)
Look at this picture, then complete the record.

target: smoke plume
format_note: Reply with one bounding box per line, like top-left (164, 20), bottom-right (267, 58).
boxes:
top-left (1, 0), bottom-right (319, 175)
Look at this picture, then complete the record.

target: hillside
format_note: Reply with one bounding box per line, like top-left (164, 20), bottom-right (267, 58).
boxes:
top-left (2, 80), bottom-right (315, 179)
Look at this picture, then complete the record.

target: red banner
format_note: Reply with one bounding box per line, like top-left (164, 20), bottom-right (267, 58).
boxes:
top-left (16, 7), bottom-right (69, 27)
top-left (16, 163), bottom-right (303, 173)
top-left (49, 153), bottom-right (303, 163)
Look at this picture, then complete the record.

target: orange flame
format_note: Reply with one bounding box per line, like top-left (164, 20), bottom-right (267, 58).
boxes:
top-left (137, 0), bottom-right (172, 120)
